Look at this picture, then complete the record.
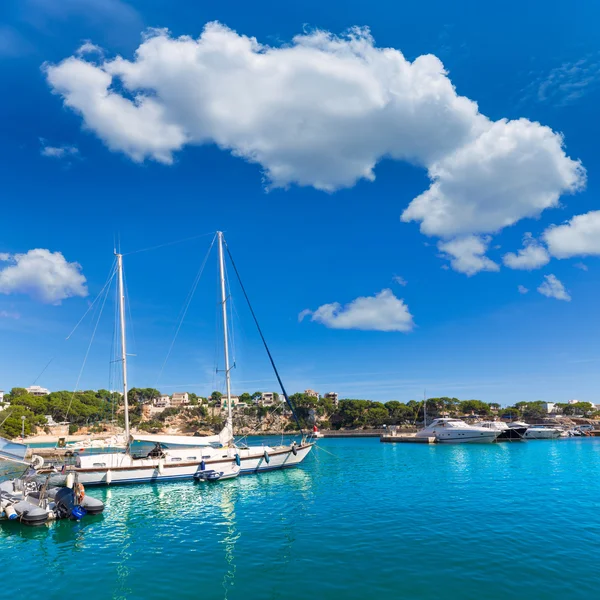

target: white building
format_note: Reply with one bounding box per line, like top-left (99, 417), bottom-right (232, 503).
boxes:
top-left (153, 395), bottom-right (171, 408)
top-left (26, 385), bottom-right (50, 396)
top-left (0, 390), bottom-right (4, 403)
top-left (171, 392), bottom-right (189, 407)
top-left (324, 392), bottom-right (339, 406)
top-left (542, 402), bottom-right (558, 414)
top-left (305, 389), bottom-right (319, 399)
top-left (221, 395), bottom-right (240, 410)
top-left (568, 399), bottom-right (581, 405)
top-left (256, 392), bottom-right (277, 406)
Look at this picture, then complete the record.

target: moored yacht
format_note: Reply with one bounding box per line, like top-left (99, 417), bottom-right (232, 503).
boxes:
top-left (522, 424), bottom-right (562, 439)
top-left (415, 418), bottom-right (500, 443)
top-left (478, 421), bottom-right (526, 441)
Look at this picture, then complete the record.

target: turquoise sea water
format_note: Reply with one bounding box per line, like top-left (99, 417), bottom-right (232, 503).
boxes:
top-left (3, 437), bottom-right (600, 599)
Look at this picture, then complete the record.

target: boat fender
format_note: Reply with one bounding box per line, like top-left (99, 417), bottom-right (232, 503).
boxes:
top-left (264, 450), bottom-right (270, 464)
top-left (4, 504), bottom-right (17, 520)
top-left (30, 455), bottom-right (44, 470)
top-left (200, 460), bottom-right (206, 471)
top-left (235, 454), bottom-right (241, 466)
top-left (158, 459), bottom-right (164, 475)
top-left (75, 483), bottom-right (85, 504)
top-left (66, 473), bottom-right (75, 489)
top-left (292, 445), bottom-right (298, 456)
top-left (106, 470), bottom-right (112, 485)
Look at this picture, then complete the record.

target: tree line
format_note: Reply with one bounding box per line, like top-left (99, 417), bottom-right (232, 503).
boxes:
top-left (1, 388), bottom-right (597, 439)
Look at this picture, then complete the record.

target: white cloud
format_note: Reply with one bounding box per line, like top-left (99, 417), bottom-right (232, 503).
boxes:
top-left (574, 262), bottom-right (588, 271)
top-left (401, 119), bottom-right (584, 237)
top-left (0, 249), bottom-right (88, 304)
top-left (503, 233), bottom-right (550, 270)
top-left (300, 288), bottom-right (413, 332)
top-left (45, 22), bottom-right (584, 232)
top-left (518, 285), bottom-right (529, 294)
top-left (40, 143), bottom-right (79, 158)
top-left (392, 275), bottom-right (407, 286)
top-left (525, 56), bottom-right (600, 106)
top-left (544, 210), bottom-right (600, 258)
top-left (438, 235), bottom-right (499, 276)
top-left (537, 274), bottom-right (571, 301)
top-left (0, 253), bottom-right (10, 261)
top-left (76, 41), bottom-right (104, 57)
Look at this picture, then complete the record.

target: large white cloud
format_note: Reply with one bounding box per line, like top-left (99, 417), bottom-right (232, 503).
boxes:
top-left (437, 235), bottom-right (499, 276)
top-left (0, 249), bottom-right (88, 304)
top-left (503, 233), bottom-right (550, 270)
top-left (543, 210), bottom-right (600, 258)
top-left (45, 22), bottom-right (585, 228)
top-left (299, 288), bottom-right (413, 332)
top-left (537, 274), bottom-right (571, 301)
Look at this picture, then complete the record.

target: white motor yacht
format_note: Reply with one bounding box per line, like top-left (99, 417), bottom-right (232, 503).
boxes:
top-left (523, 425), bottom-right (562, 439)
top-left (416, 418), bottom-right (500, 444)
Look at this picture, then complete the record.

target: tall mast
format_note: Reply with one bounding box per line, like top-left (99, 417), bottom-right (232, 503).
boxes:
top-left (218, 232), bottom-right (233, 442)
top-left (116, 253), bottom-right (130, 444)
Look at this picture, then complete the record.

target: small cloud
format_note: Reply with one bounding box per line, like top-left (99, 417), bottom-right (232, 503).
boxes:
top-left (0, 253), bottom-right (10, 261)
top-left (40, 139), bottom-right (79, 159)
top-left (518, 285), bottom-right (529, 294)
top-left (441, 264), bottom-right (449, 271)
top-left (0, 249), bottom-right (88, 304)
top-left (76, 40), bottom-right (104, 57)
top-left (524, 55), bottom-right (600, 107)
top-left (392, 275), bottom-right (407, 286)
top-left (299, 289), bottom-right (414, 332)
top-left (574, 262), bottom-right (588, 271)
top-left (438, 235), bottom-right (499, 276)
top-left (298, 309), bottom-right (312, 323)
top-left (503, 233), bottom-right (550, 270)
top-left (537, 274), bottom-right (571, 302)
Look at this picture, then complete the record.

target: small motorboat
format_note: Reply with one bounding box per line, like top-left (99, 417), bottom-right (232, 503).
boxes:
top-left (1, 469), bottom-right (104, 525)
top-left (193, 462), bottom-right (240, 482)
top-left (522, 424), bottom-right (562, 439)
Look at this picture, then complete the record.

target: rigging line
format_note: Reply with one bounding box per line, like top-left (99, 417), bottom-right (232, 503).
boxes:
top-left (31, 358), bottom-right (54, 386)
top-left (123, 231), bottom-right (216, 257)
top-left (154, 234), bottom-right (217, 389)
top-left (223, 237), bottom-right (304, 435)
top-left (65, 268), bottom-right (113, 420)
top-left (65, 260), bottom-right (117, 341)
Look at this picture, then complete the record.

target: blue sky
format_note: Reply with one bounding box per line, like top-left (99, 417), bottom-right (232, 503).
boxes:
top-left (1, 0), bottom-right (600, 405)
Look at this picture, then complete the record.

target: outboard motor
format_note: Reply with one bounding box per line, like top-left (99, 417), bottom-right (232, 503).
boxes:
top-left (54, 487), bottom-right (86, 520)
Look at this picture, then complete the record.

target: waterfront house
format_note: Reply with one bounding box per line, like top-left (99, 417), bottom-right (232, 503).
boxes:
top-left (305, 389), bottom-right (319, 399)
top-left (26, 385), bottom-right (50, 396)
top-left (171, 392), bottom-right (189, 407)
top-left (324, 392), bottom-right (339, 406)
top-left (256, 392), bottom-right (277, 406)
top-left (153, 395), bottom-right (171, 408)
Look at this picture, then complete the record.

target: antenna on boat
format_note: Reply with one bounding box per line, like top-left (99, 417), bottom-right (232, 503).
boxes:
top-left (116, 251), bottom-right (130, 445)
top-left (217, 232), bottom-right (234, 444)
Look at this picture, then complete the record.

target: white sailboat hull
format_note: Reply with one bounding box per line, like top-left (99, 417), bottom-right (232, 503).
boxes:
top-left (48, 443), bottom-right (314, 486)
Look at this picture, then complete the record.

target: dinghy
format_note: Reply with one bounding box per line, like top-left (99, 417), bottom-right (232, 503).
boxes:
top-left (0, 470), bottom-right (104, 525)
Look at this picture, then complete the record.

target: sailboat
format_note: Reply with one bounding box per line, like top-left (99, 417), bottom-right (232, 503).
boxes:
top-left (49, 233), bottom-right (314, 486)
